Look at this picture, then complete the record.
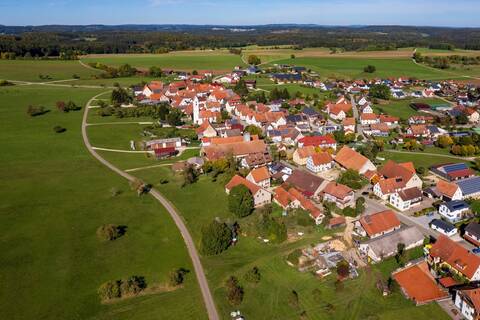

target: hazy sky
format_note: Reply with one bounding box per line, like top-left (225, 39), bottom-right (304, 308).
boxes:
top-left (0, 0), bottom-right (479, 27)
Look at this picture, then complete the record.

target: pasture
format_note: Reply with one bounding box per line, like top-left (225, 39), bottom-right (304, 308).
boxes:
top-left (0, 85), bottom-right (205, 320)
top-left (0, 59), bottom-right (100, 82)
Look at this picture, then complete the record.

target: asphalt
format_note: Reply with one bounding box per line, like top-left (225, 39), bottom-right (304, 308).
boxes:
top-left (82, 92), bottom-right (219, 320)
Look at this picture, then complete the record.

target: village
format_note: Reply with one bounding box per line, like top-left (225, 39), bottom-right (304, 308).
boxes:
top-left (104, 60), bottom-right (480, 319)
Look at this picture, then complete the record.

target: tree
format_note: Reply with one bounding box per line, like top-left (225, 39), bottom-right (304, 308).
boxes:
top-left (244, 266), bottom-right (261, 284)
top-left (98, 280), bottom-right (121, 301)
top-left (225, 276), bottom-right (244, 305)
top-left (182, 165), bottom-right (198, 187)
top-left (355, 197), bottom-right (365, 216)
top-left (244, 125), bottom-right (263, 137)
top-left (27, 105), bottom-right (48, 117)
top-left (288, 290), bottom-right (299, 308)
top-left (200, 220), bottom-right (232, 255)
top-left (234, 79), bottom-right (249, 96)
top-left (364, 65), bottom-right (376, 73)
top-left (53, 125), bottom-right (66, 133)
top-left (337, 169), bottom-right (364, 190)
top-left (228, 184), bottom-right (254, 218)
top-left (395, 242), bottom-right (407, 266)
top-left (169, 268), bottom-right (188, 287)
top-left (436, 135), bottom-right (454, 148)
top-left (149, 66), bottom-right (163, 77)
top-left (476, 158), bottom-right (480, 170)
top-left (166, 108), bottom-right (183, 126)
top-left (369, 84), bottom-right (391, 100)
top-left (247, 55), bottom-right (261, 65)
top-left (120, 276), bottom-right (147, 296)
top-left (111, 87), bottom-right (131, 106)
top-left (336, 260), bottom-right (350, 279)
top-left (96, 224), bottom-right (125, 241)
top-left (56, 101), bottom-right (66, 112)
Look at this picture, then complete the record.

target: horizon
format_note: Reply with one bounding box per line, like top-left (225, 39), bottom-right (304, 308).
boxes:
top-left (1, 0), bottom-right (479, 28)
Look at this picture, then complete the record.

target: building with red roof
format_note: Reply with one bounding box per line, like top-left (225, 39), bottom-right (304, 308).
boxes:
top-left (225, 175), bottom-right (271, 208)
top-left (297, 135), bottom-right (337, 150)
top-left (357, 210), bottom-right (401, 239)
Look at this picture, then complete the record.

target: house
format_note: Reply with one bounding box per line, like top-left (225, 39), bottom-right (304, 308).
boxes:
top-left (373, 160), bottom-right (422, 199)
top-left (202, 139), bottom-right (272, 168)
top-left (357, 210), bottom-right (401, 239)
top-left (393, 261), bottom-right (448, 305)
top-left (322, 182), bottom-right (355, 209)
top-left (365, 123), bottom-right (390, 137)
top-left (246, 166), bottom-right (271, 189)
top-left (360, 113), bottom-right (379, 125)
top-left (439, 200), bottom-right (470, 223)
top-left (428, 235), bottom-right (480, 281)
top-left (436, 179), bottom-right (463, 201)
top-left (379, 115), bottom-right (399, 126)
top-left (454, 287), bottom-right (480, 320)
top-left (430, 219), bottom-right (458, 237)
top-left (225, 175), bottom-right (271, 208)
top-left (274, 186), bottom-right (325, 224)
top-left (292, 146), bottom-right (317, 166)
top-left (145, 137), bottom-right (182, 150)
top-left (195, 121), bottom-right (217, 139)
top-left (285, 170), bottom-right (327, 199)
top-left (359, 227), bottom-right (424, 263)
top-left (465, 222), bottom-right (480, 247)
top-left (297, 135), bottom-right (337, 150)
top-left (406, 124), bottom-right (429, 138)
top-left (430, 163), bottom-right (476, 181)
top-left (326, 102), bottom-right (352, 121)
top-left (389, 187), bottom-right (423, 212)
top-left (334, 146), bottom-right (376, 175)
top-left (360, 104), bottom-right (374, 114)
top-left (306, 152), bottom-right (334, 173)
top-left (342, 117), bottom-right (356, 133)
top-left (457, 177), bottom-right (480, 199)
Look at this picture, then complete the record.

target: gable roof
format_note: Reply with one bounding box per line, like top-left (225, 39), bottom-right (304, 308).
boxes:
top-left (436, 179), bottom-right (459, 199)
top-left (249, 166), bottom-right (270, 183)
top-left (225, 175), bottom-right (261, 195)
top-left (295, 146), bottom-right (317, 159)
top-left (359, 210), bottom-right (400, 237)
top-left (298, 135), bottom-right (336, 147)
top-left (393, 261), bottom-right (448, 304)
top-left (334, 146), bottom-right (371, 172)
top-left (310, 152), bottom-right (333, 166)
top-left (323, 182), bottom-right (353, 200)
top-left (429, 235), bottom-right (480, 279)
top-left (379, 160), bottom-right (415, 182)
top-left (461, 288), bottom-right (480, 312)
top-left (457, 177), bottom-right (480, 197)
top-left (397, 187), bottom-right (422, 201)
top-left (286, 170), bottom-right (325, 196)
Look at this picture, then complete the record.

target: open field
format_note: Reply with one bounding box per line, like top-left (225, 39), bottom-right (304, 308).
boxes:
top-left (0, 60), bottom-right (100, 82)
top-left (378, 150), bottom-right (470, 169)
top-left (81, 51), bottom-right (245, 71)
top-left (0, 85), bottom-right (206, 319)
top-left (373, 98), bottom-right (447, 120)
top-left (268, 57), bottom-right (456, 80)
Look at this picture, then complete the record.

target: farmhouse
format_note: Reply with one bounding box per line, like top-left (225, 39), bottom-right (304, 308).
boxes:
top-left (357, 210), bottom-right (401, 239)
top-left (225, 175), bottom-right (271, 208)
top-left (246, 166), bottom-right (271, 188)
top-left (297, 135), bottom-right (337, 150)
top-left (428, 235), bottom-right (480, 281)
top-left (454, 287), bottom-right (480, 320)
top-left (334, 146), bottom-right (376, 175)
top-left (389, 187), bottom-right (423, 212)
top-left (285, 170), bottom-right (327, 199)
top-left (306, 152), bottom-right (334, 173)
top-left (322, 182), bottom-right (355, 209)
top-left (292, 146), bottom-right (317, 166)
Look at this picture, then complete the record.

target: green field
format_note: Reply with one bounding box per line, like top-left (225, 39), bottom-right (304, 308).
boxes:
top-left (269, 57), bottom-right (461, 80)
top-left (81, 52), bottom-right (245, 71)
top-left (0, 60), bottom-right (100, 82)
top-left (373, 98), bottom-right (447, 120)
top-left (0, 85), bottom-right (206, 319)
top-left (378, 150), bottom-right (469, 169)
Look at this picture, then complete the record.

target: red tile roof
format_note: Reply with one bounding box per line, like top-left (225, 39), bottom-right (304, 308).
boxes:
top-left (436, 180), bottom-right (459, 199)
top-left (323, 182), bottom-right (353, 200)
top-left (334, 146), bottom-right (370, 172)
top-left (298, 135), bottom-right (336, 147)
top-left (249, 166), bottom-right (270, 183)
top-left (393, 261), bottom-right (448, 304)
top-left (310, 152), bottom-right (333, 166)
top-left (225, 175), bottom-right (261, 195)
top-left (359, 210), bottom-right (400, 237)
top-left (429, 235), bottom-right (480, 280)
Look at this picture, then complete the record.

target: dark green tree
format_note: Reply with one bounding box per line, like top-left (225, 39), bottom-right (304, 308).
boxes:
top-left (228, 184), bottom-right (254, 218)
top-left (200, 220), bottom-right (232, 255)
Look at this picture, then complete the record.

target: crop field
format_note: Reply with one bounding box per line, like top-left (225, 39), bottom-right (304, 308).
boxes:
top-left (0, 85), bottom-right (205, 320)
top-left (81, 51), bottom-right (245, 71)
top-left (0, 60), bottom-right (100, 82)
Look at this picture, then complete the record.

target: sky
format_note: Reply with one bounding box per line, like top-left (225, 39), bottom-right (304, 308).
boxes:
top-left (0, 0), bottom-right (479, 27)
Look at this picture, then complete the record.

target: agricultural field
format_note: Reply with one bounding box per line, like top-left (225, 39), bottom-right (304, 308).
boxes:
top-left (378, 150), bottom-right (470, 169)
top-left (0, 59), bottom-right (100, 82)
top-left (268, 57), bottom-right (453, 80)
top-left (0, 85), bottom-right (206, 320)
top-left (81, 51), bottom-right (245, 71)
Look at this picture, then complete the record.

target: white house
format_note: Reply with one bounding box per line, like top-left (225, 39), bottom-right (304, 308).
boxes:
top-left (389, 187), bottom-right (423, 212)
top-left (225, 175), bottom-right (271, 208)
top-left (438, 200), bottom-right (470, 223)
top-left (455, 288), bottom-right (480, 320)
top-left (306, 152), bottom-right (334, 173)
top-left (430, 219), bottom-right (458, 237)
top-left (246, 166), bottom-right (271, 189)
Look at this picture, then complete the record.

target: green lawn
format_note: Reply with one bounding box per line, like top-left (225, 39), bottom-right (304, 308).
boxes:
top-left (373, 98), bottom-right (447, 120)
top-left (378, 150), bottom-right (468, 169)
top-left (268, 57), bottom-right (456, 80)
top-left (0, 85), bottom-right (206, 319)
top-left (81, 52), bottom-right (245, 71)
top-left (0, 60), bottom-right (101, 82)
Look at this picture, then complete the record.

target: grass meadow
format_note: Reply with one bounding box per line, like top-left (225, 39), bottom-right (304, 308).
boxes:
top-left (0, 85), bottom-right (206, 320)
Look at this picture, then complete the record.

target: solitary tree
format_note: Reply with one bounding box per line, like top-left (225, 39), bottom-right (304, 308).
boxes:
top-left (200, 220), bottom-right (233, 255)
top-left (363, 65), bottom-right (376, 73)
top-left (247, 55), bottom-right (261, 65)
top-left (244, 266), bottom-right (261, 284)
top-left (225, 276), bottom-right (244, 305)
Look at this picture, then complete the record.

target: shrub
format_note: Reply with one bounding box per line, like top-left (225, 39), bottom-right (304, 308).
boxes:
top-left (98, 280), bottom-right (121, 301)
top-left (288, 290), bottom-right (299, 308)
top-left (364, 65), bottom-right (376, 73)
top-left (336, 260), bottom-right (350, 279)
top-left (96, 224), bottom-right (125, 241)
top-left (244, 266), bottom-right (261, 284)
top-left (169, 268), bottom-right (188, 287)
top-left (286, 249), bottom-right (302, 266)
top-left (27, 105), bottom-right (48, 117)
top-left (53, 125), bottom-right (66, 133)
top-left (98, 276), bottom-right (146, 301)
top-left (225, 276), bottom-right (244, 306)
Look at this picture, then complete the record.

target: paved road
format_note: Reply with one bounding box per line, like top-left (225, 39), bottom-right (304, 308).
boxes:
top-left (82, 92), bottom-right (219, 320)
top-left (349, 95), bottom-right (364, 138)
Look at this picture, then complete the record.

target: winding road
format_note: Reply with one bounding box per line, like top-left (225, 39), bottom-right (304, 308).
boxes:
top-left (82, 92), bottom-right (219, 320)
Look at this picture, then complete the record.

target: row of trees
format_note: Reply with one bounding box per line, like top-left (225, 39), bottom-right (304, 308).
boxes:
top-left (98, 276), bottom-right (147, 301)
